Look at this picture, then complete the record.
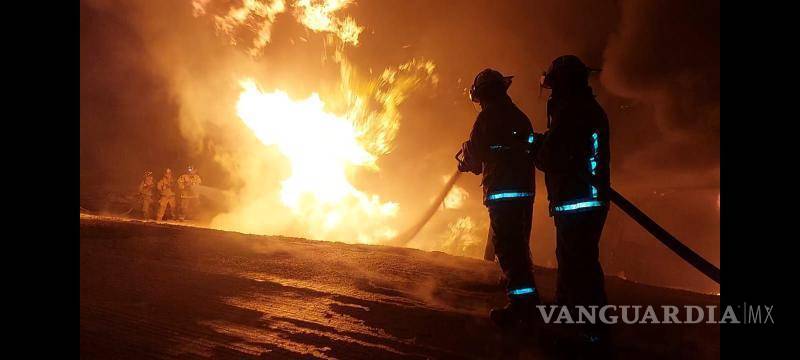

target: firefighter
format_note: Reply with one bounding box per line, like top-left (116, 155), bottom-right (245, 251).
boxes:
top-left (177, 165), bottom-right (202, 220)
top-left (457, 68), bottom-right (540, 328)
top-left (138, 170), bottom-right (155, 220)
top-left (156, 168), bottom-right (176, 221)
top-left (536, 55), bottom-right (611, 342)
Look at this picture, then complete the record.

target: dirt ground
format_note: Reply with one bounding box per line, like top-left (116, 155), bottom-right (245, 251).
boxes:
top-left (80, 214), bottom-right (719, 359)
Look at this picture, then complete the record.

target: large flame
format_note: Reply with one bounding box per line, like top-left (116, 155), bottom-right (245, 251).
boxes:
top-left (194, 0), bottom-right (441, 246)
top-left (226, 55), bottom-right (436, 243)
top-left (234, 79), bottom-right (399, 243)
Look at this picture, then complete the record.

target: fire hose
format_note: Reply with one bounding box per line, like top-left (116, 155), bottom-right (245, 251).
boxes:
top-left (393, 152), bottom-right (720, 285)
top-left (389, 169), bottom-right (462, 246)
top-left (607, 189), bottom-right (720, 284)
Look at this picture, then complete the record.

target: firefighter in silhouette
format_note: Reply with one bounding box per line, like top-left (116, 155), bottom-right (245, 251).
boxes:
top-left (177, 165), bottom-right (202, 220)
top-left (536, 55), bottom-right (611, 342)
top-left (457, 68), bottom-right (540, 328)
top-left (138, 170), bottom-right (155, 220)
top-left (156, 168), bottom-right (176, 221)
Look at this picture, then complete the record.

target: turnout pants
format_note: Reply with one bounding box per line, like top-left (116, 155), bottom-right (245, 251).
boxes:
top-left (180, 197), bottom-right (199, 220)
top-left (487, 199), bottom-right (536, 294)
top-left (554, 207), bottom-right (609, 307)
top-left (157, 195), bottom-right (176, 221)
top-left (142, 197), bottom-right (153, 220)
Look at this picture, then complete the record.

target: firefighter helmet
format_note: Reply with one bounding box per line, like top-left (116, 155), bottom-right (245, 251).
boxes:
top-left (469, 68), bottom-right (513, 103)
top-left (540, 55), bottom-right (599, 90)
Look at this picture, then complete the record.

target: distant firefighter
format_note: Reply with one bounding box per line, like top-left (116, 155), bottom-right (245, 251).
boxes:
top-left (177, 165), bottom-right (202, 220)
top-left (138, 170), bottom-right (155, 220)
top-left (156, 168), bottom-right (176, 221)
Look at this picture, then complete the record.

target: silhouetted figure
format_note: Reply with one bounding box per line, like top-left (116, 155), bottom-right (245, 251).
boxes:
top-left (156, 168), bottom-right (176, 221)
top-left (458, 68), bottom-right (540, 328)
top-left (138, 170), bottom-right (155, 220)
top-left (177, 165), bottom-right (202, 220)
top-left (536, 55), bottom-right (611, 342)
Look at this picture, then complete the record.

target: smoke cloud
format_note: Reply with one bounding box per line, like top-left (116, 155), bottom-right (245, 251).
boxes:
top-left (602, 0), bottom-right (720, 185)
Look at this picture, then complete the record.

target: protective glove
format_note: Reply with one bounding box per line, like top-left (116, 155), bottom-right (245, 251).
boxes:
top-left (457, 141), bottom-right (482, 175)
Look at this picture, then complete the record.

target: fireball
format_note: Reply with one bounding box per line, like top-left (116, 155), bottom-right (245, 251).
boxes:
top-left (234, 80), bottom-right (399, 242)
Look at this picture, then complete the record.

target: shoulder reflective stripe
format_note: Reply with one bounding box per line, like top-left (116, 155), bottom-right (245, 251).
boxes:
top-left (553, 200), bottom-right (604, 213)
top-left (509, 287), bottom-right (536, 296)
top-left (588, 131), bottom-right (600, 196)
top-left (486, 191), bottom-right (533, 201)
top-left (589, 131), bottom-right (599, 174)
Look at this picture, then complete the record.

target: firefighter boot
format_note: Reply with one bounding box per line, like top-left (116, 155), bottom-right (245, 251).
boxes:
top-left (490, 289), bottom-right (541, 329)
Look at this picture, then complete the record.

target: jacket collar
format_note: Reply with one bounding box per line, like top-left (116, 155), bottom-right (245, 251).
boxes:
top-left (480, 94), bottom-right (513, 110)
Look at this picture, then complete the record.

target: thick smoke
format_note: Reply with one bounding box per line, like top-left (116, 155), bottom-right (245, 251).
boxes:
top-left (602, 0), bottom-right (720, 186)
top-left (80, 1), bottom-right (183, 193)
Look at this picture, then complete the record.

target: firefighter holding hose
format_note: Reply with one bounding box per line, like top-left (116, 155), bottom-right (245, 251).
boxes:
top-left (536, 55), bottom-right (611, 343)
top-left (177, 165), bottom-right (202, 220)
top-left (457, 68), bottom-right (540, 328)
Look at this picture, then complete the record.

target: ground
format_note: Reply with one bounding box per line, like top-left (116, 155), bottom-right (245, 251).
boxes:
top-left (80, 214), bottom-right (719, 359)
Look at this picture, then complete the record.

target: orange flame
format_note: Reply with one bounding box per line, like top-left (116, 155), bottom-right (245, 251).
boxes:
top-left (194, 0), bottom-right (363, 56)
top-left (294, 0), bottom-right (363, 45)
top-left (232, 80), bottom-right (399, 242)
top-left (193, 0), bottom-right (438, 245)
